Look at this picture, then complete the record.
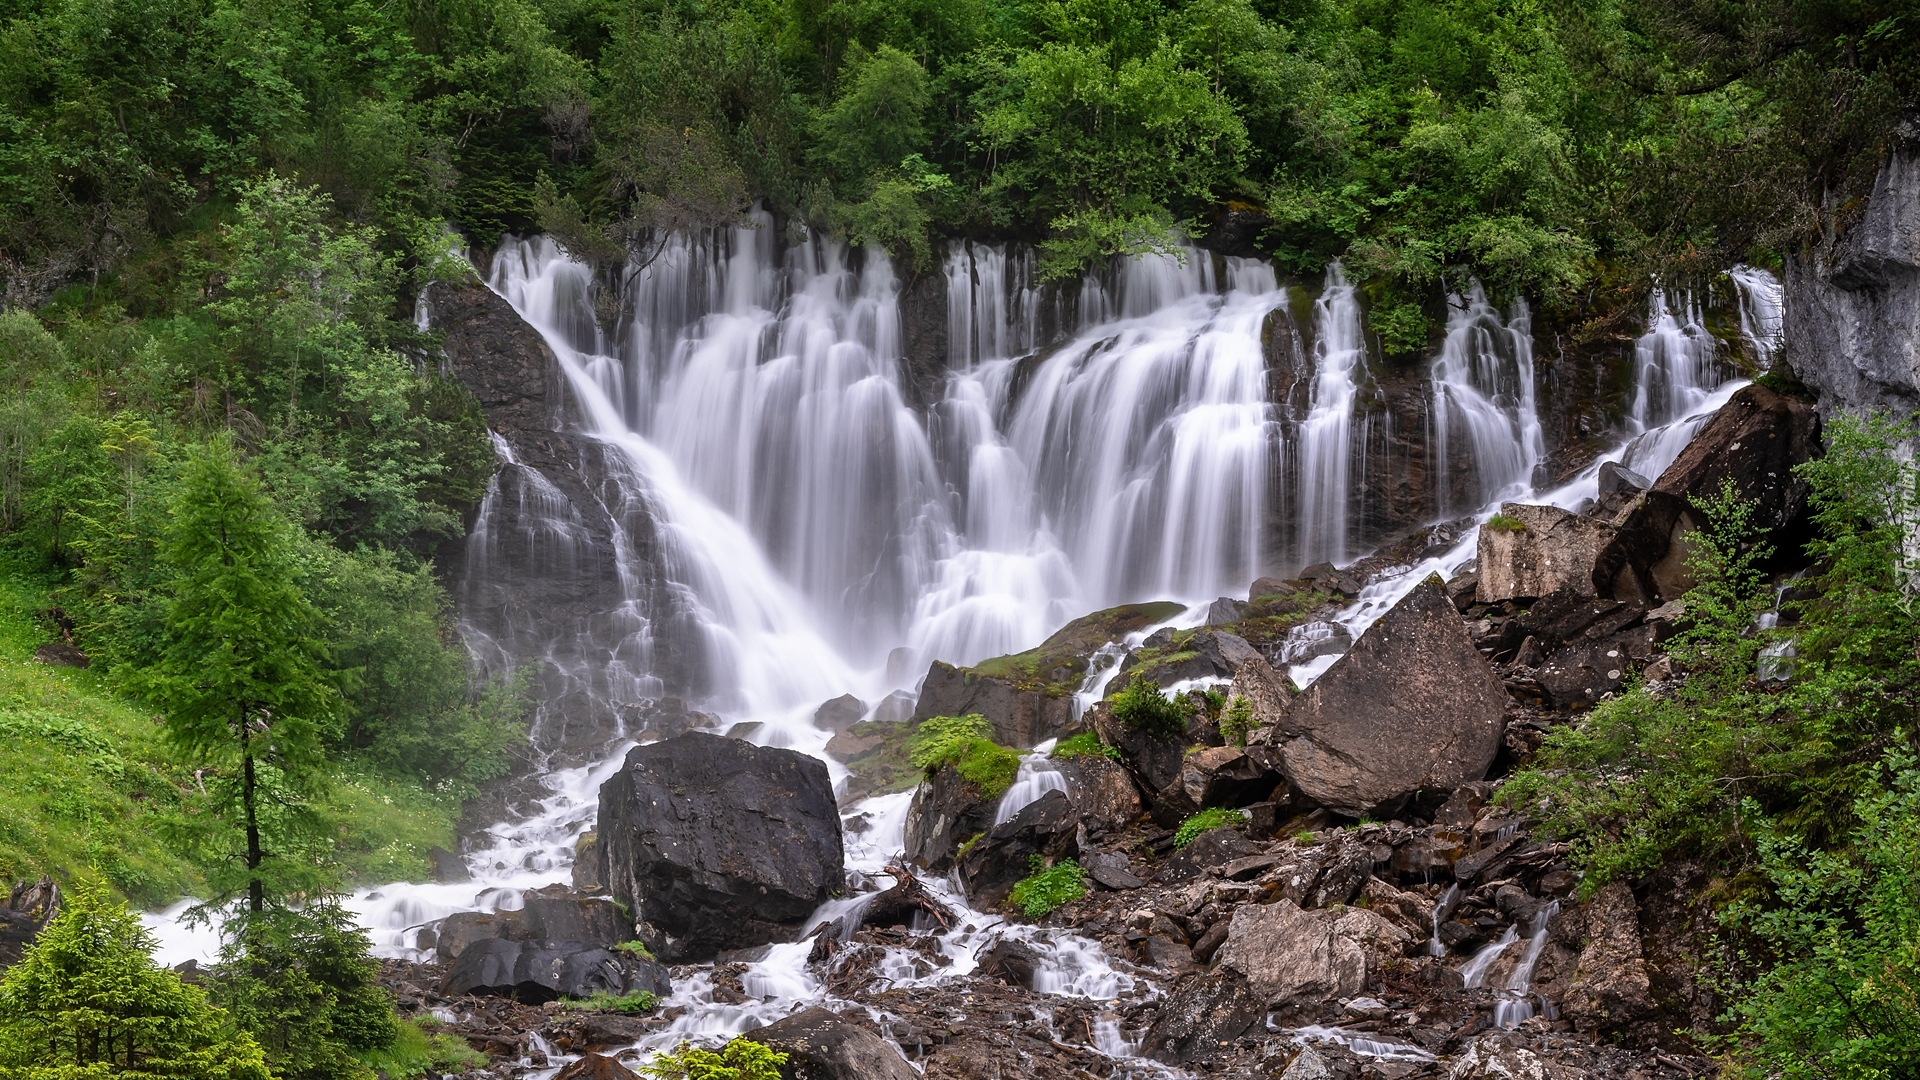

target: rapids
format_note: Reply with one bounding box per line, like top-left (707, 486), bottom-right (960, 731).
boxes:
top-left (143, 226), bottom-right (1786, 1076)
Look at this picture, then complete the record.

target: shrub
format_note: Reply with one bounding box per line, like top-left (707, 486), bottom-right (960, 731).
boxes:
top-left (1175, 807), bottom-right (1249, 848)
top-left (1052, 732), bottom-right (1120, 761)
top-left (563, 990), bottom-right (659, 1014)
top-left (354, 1019), bottom-right (487, 1076)
top-left (1109, 674), bottom-right (1189, 740)
top-left (1008, 856), bottom-right (1086, 917)
top-left (642, 1038), bottom-right (788, 1080)
top-left (1485, 512), bottom-right (1526, 532)
top-left (1219, 696), bottom-right (1255, 747)
top-left (907, 714), bottom-right (1021, 798)
top-left (614, 940), bottom-right (656, 961)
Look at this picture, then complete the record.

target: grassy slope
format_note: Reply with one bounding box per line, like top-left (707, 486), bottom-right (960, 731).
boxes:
top-left (0, 562), bottom-right (461, 906)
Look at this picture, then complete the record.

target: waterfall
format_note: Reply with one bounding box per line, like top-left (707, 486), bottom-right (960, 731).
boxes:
top-left (944, 242), bottom-right (1042, 365)
top-left (1493, 901), bottom-right (1560, 1029)
top-left (1729, 265), bottom-right (1785, 368)
top-left (1430, 285), bottom-right (1543, 515)
top-left (1426, 882), bottom-right (1460, 957)
top-left (1296, 264), bottom-right (1365, 567)
top-left (995, 742), bottom-right (1069, 824)
top-left (1629, 286), bottom-right (1721, 432)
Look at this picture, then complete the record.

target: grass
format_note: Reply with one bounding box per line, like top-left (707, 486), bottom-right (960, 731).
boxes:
top-left (1486, 512), bottom-right (1527, 532)
top-left (1174, 807), bottom-right (1249, 848)
top-left (1008, 856), bottom-right (1085, 917)
top-left (1052, 732), bottom-right (1120, 761)
top-left (0, 558), bottom-right (465, 905)
top-left (559, 990), bottom-right (660, 1014)
top-left (615, 939), bottom-right (656, 960)
top-left (907, 714), bottom-right (1022, 799)
top-left (355, 1019), bottom-right (488, 1076)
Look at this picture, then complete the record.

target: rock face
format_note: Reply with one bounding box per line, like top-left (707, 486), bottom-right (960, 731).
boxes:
top-left (744, 1006), bottom-right (921, 1080)
top-left (902, 764), bottom-right (998, 873)
top-left (1209, 901), bottom-right (1411, 1013)
top-left (1786, 136), bottom-right (1920, 415)
top-left (1561, 883), bottom-right (1657, 1040)
top-left (441, 938), bottom-right (670, 1003)
top-left (1597, 383), bottom-right (1820, 601)
top-left (1265, 578), bottom-right (1507, 817)
top-left (1476, 503), bottom-right (1615, 603)
top-left (597, 733), bottom-right (844, 961)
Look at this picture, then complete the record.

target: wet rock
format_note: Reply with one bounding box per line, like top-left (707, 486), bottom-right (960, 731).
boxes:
top-left (973, 938), bottom-right (1042, 988)
top-left (1272, 620), bottom-right (1354, 666)
top-left (1213, 901), bottom-right (1365, 1011)
top-left (559, 1013), bottom-right (659, 1053)
top-left (1080, 850), bottom-right (1144, 890)
top-left (441, 938), bottom-right (669, 1003)
top-left (1056, 755), bottom-right (1142, 834)
top-left (1160, 825), bottom-right (1262, 884)
top-left (1278, 1047), bottom-right (1330, 1080)
top-left (554, 1054), bottom-right (643, 1080)
top-left (1594, 461), bottom-right (1650, 517)
top-left (1180, 746), bottom-right (1278, 808)
top-left (1206, 597), bottom-right (1250, 625)
top-left (1251, 576), bottom-right (1306, 601)
top-left (598, 732), bottom-right (844, 961)
top-left (1476, 504), bottom-right (1615, 604)
top-left (1092, 703), bottom-right (1186, 794)
top-left (1597, 383), bottom-right (1820, 602)
top-left (1140, 969), bottom-right (1266, 1063)
top-left (1193, 629), bottom-right (1264, 673)
top-left (31, 641), bottom-right (88, 668)
top-left (572, 833), bottom-right (603, 891)
top-left (1268, 578), bottom-right (1508, 817)
top-left (1299, 562), bottom-right (1362, 597)
top-left (425, 845), bottom-right (469, 885)
top-left (744, 1006), bottom-right (920, 1080)
top-left (813, 694), bottom-right (867, 731)
top-left (956, 789), bottom-right (1078, 908)
top-left (902, 764), bottom-right (998, 873)
top-left (1561, 884), bottom-right (1656, 1041)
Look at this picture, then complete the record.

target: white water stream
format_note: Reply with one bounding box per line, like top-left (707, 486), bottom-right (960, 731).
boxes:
top-left (142, 226), bottom-right (1786, 1072)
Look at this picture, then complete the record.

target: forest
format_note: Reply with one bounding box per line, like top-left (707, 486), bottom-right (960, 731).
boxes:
top-left (0, 0), bottom-right (1916, 1076)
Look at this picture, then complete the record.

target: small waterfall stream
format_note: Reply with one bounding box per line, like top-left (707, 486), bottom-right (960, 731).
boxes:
top-left (1295, 264), bottom-right (1365, 566)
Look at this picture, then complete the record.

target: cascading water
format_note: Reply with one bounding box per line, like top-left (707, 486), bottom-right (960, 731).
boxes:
top-left (1629, 287), bottom-right (1721, 432)
top-left (1430, 284), bottom-right (1544, 514)
top-left (996, 740), bottom-right (1069, 824)
top-left (1295, 264), bottom-right (1365, 567)
top-left (1729, 265), bottom-right (1785, 368)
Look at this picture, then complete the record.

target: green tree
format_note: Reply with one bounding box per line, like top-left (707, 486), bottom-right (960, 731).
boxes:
top-left (0, 879), bottom-right (269, 1079)
top-left (133, 440), bottom-right (335, 914)
top-left (211, 904), bottom-right (396, 1080)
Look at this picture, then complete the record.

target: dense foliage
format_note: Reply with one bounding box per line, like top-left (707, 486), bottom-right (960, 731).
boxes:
top-left (1505, 414), bottom-right (1920, 1073)
top-left (907, 713), bottom-right (1022, 798)
top-left (1174, 806), bottom-right (1248, 847)
top-left (1008, 856), bottom-right (1086, 917)
top-left (1109, 674), bottom-right (1191, 740)
top-left (641, 1038), bottom-right (788, 1080)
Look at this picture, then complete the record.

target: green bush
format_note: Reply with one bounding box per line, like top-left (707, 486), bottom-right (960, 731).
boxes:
top-left (1485, 513), bottom-right (1526, 532)
top-left (907, 714), bottom-right (1022, 799)
top-left (562, 990), bottom-right (659, 1014)
top-left (642, 1038), bottom-right (788, 1080)
top-left (1219, 696), bottom-right (1256, 747)
top-left (1008, 856), bottom-right (1086, 918)
top-left (1109, 674), bottom-right (1190, 741)
top-left (1175, 807), bottom-right (1249, 848)
top-left (1052, 732), bottom-right (1120, 761)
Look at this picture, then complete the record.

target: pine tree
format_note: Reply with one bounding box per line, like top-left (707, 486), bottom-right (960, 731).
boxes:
top-left (0, 879), bottom-right (269, 1079)
top-left (133, 439), bottom-right (335, 913)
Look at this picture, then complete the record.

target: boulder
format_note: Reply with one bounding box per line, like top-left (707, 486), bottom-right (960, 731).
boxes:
top-left (1476, 503), bottom-right (1615, 604)
top-left (1213, 901), bottom-right (1365, 1012)
top-left (0, 877), bottom-right (58, 968)
top-left (31, 642), bottom-right (88, 668)
top-left (1561, 883), bottom-right (1657, 1040)
top-left (1268, 578), bottom-right (1507, 817)
top-left (1091, 704), bottom-right (1186, 794)
top-left (744, 1006), bottom-right (921, 1080)
top-left (571, 833), bottom-right (603, 891)
top-left (554, 1054), bottom-right (643, 1080)
top-left (598, 732), bottom-right (844, 961)
top-left (956, 789), bottom-right (1078, 909)
top-left (972, 938), bottom-right (1043, 987)
top-left (1139, 969), bottom-right (1266, 1064)
top-left (913, 661), bottom-right (1072, 749)
top-left (441, 938), bottom-right (670, 1003)
top-left (1205, 597), bottom-right (1249, 625)
top-left (1055, 755), bottom-right (1142, 834)
top-left (1159, 826), bottom-right (1262, 884)
top-left (812, 694), bottom-right (867, 731)
top-left (1597, 383), bottom-right (1820, 603)
top-left (1250, 576), bottom-right (1305, 601)
top-left (1230, 657), bottom-right (1293, 728)
top-left (902, 764), bottom-right (998, 872)
top-left (1179, 746), bottom-right (1278, 808)
top-left (1080, 850), bottom-right (1144, 890)
top-left (1532, 625), bottom-right (1659, 709)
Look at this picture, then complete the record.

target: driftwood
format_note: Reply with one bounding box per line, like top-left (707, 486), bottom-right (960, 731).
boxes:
top-left (860, 864), bottom-right (954, 933)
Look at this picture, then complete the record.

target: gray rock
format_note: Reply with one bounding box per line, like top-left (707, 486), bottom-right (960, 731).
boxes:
top-left (744, 1006), bottom-right (920, 1080)
top-left (553, 1054), bottom-right (643, 1080)
top-left (973, 938), bottom-right (1043, 988)
top-left (902, 764), bottom-right (998, 873)
top-left (812, 694), bottom-right (867, 731)
top-left (1179, 746), bottom-right (1279, 808)
top-left (956, 789), bottom-right (1078, 909)
top-left (441, 938), bottom-right (670, 1003)
top-left (913, 660), bottom-right (1072, 749)
top-left (1476, 503), bottom-right (1616, 603)
top-left (1561, 883), bottom-right (1657, 1041)
top-left (1273, 578), bottom-right (1508, 817)
top-left (1159, 825), bottom-right (1261, 883)
top-left (1056, 755), bottom-right (1143, 835)
top-left (1140, 970), bottom-right (1266, 1064)
top-left (1206, 597), bottom-right (1249, 625)
top-left (1213, 900), bottom-right (1366, 1010)
top-left (598, 732), bottom-right (843, 961)
top-left (1278, 1047), bottom-right (1329, 1080)
top-left (1786, 138), bottom-right (1920, 416)
top-left (1080, 850), bottom-right (1144, 890)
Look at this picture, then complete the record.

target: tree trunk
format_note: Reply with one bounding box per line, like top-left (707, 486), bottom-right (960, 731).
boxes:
top-left (242, 705), bottom-right (262, 914)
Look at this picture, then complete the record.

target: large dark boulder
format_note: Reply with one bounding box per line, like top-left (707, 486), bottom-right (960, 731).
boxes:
top-left (1597, 383), bottom-right (1820, 602)
top-left (1264, 577), bottom-right (1506, 817)
top-left (1139, 970), bottom-right (1266, 1064)
top-left (902, 764), bottom-right (998, 873)
top-left (745, 1007), bottom-right (921, 1080)
top-left (441, 938), bottom-right (670, 1003)
top-left (956, 788), bottom-right (1078, 909)
top-left (598, 732), bottom-right (844, 961)
top-left (1056, 755), bottom-right (1142, 834)
top-left (435, 885), bottom-right (631, 962)
top-left (1091, 704), bottom-right (1186, 794)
